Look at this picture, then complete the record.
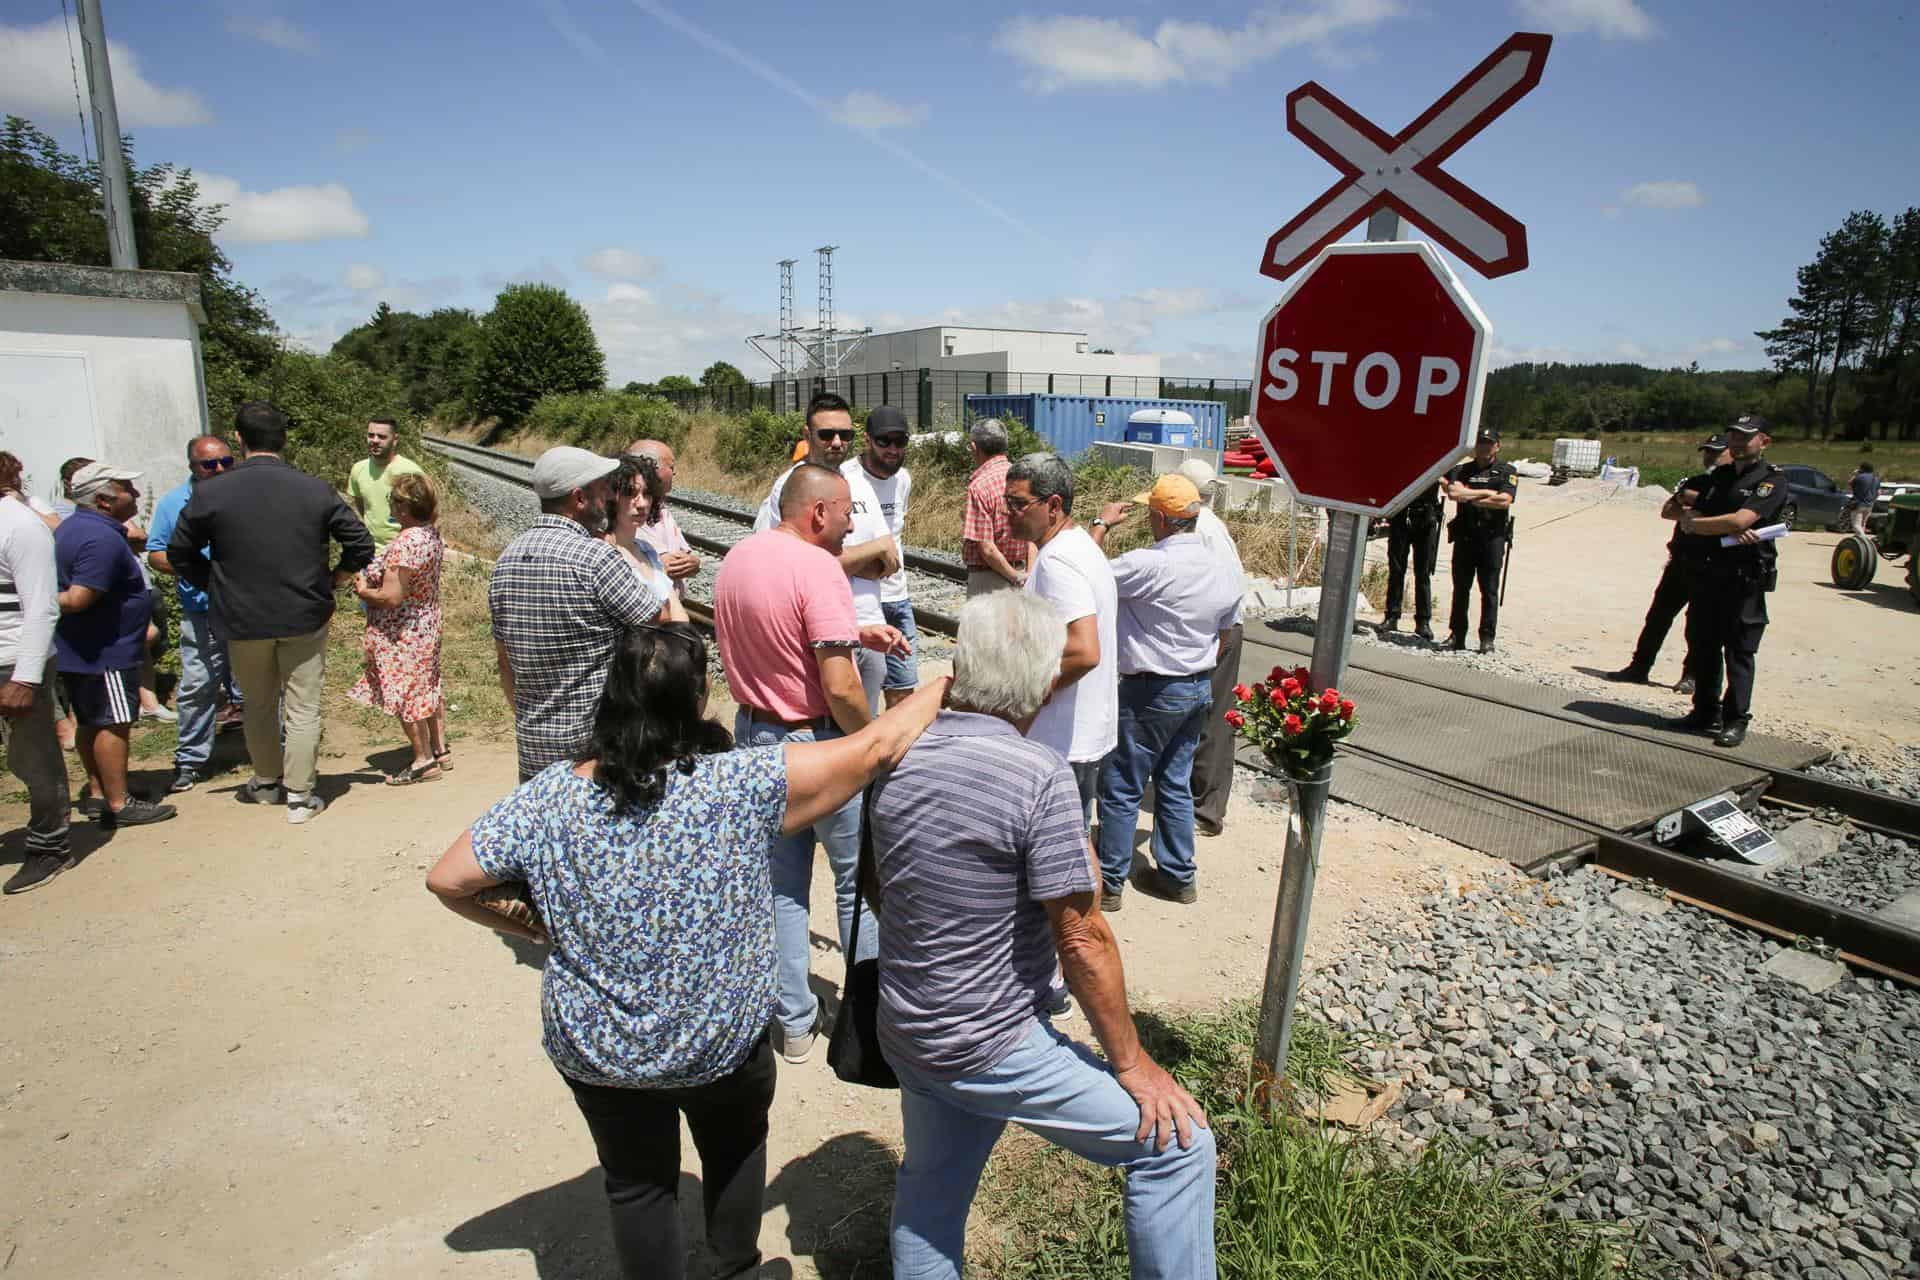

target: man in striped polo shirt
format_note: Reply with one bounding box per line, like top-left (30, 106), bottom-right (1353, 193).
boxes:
top-left (0, 454), bottom-right (73, 892)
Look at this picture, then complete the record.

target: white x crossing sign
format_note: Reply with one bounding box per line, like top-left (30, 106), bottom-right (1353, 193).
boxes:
top-left (1261, 32), bottom-right (1551, 281)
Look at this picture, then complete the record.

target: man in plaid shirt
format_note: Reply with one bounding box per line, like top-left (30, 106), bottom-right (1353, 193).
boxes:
top-left (961, 419), bottom-right (1032, 598)
top-left (489, 447), bottom-right (663, 780)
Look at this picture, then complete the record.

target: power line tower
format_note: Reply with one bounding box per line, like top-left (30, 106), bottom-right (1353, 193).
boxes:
top-left (777, 258), bottom-right (796, 376)
top-left (816, 245), bottom-right (837, 375)
top-left (747, 247), bottom-right (870, 380)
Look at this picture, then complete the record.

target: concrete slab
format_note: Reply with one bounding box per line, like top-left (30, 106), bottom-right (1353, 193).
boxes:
top-left (1876, 890), bottom-right (1920, 931)
top-left (1610, 887), bottom-right (1673, 917)
top-left (1714, 816), bottom-right (1837, 880)
top-left (1759, 949), bottom-right (1848, 994)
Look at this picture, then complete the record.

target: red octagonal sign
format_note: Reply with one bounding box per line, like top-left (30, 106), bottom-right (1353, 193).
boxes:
top-left (1250, 241), bottom-right (1490, 517)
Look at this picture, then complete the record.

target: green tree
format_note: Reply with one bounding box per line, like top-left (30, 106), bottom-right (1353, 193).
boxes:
top-left (1758, 210), bottom-right (1891, 439)
top-left (699, 360), bottom-right (749, 391)
top-left (333, 304), bottom-right (482, 415)
top-left (469, 284), bottom-right (605, 427)
top-left (656, 374), bottom-right (696, 392)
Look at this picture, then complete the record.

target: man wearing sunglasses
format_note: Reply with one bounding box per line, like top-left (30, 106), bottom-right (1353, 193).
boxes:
top-left (753, 393), bottom-right (901, 712)
top-left (853, 405), bottom-right (918, 707)
top-left (146, 435), bottom-right (242, 793)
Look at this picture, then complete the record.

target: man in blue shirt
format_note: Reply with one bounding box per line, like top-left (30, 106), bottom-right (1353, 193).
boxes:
top-left (54, 462), bottom-right (175, 827)
top-left (147, 434), bottom-right (241, 793)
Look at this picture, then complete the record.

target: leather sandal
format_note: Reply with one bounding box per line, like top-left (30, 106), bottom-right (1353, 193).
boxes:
top-left (386, 762), bottom-right (442, 786)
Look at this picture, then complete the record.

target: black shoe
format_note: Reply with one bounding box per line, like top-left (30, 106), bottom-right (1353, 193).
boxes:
top-left (106, 798), bottom-right (177, 827)
top-left (1134, 867), bottom-right (1199, 905)
top-left (1604, 665), bottom-right (1652, 684)
top-left (1714, 720), bottom-right (1750, 748)
top-left (1100, 885), bottom-right (1124, 913)
top-left (75, 788), bottom-right (102, 818)
top-left (1377, 618), bottom-right (1399, 634)
top-left (1415, 625), bottom-right (1435, 642)
top-left (4, 851), bottom-right (75, 895)
top-left (1667, 711), bottom-right (1723, 735)
top-left (1196, 817), bottom-right (1223, 838)
top-left (1478, 639), bottom-right (1497, 655)
top-left (169, 766), bottom-right (209, 794)
top-left (1674, 676), bottom-right (1695, 696)
top-left (238, 778), bottom-right (286, 806)
top-left (1443, 633), bottom-right (1467, 651)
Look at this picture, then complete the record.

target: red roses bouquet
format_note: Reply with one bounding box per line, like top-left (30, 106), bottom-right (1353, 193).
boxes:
top-left (1225, 664), bottom-right (1357, 780)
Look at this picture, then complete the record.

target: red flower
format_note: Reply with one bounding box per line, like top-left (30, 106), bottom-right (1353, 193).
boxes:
top-left (1251, 683), bottom-right (1267, 701)
top-left (1283, 714), bottom-right (1305, 736)
top-left (1224, 709), bottom-right (1246, 729)
top-left (1323, 687), bottom-right (1340, 702)
top-left (1267, 665), bottom-right (1288, 685)
top-left (1280, 677), bottom-right (1302, 699)
top-left (1232, 683), bottom-right (1252, 702)
top-left (1319, 691), bottom-right (1340, 713)
top-left (1269, 687), bottom-right (1288, 707)
top-left (1339, 699), bottom-right (1356, 719)
top-left (1293, 666), bottom-right (1311, 687)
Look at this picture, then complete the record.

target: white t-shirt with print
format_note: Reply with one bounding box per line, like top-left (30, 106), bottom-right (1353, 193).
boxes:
top-left (756, 462), bottom-right (888, 625)
top-left (851, 461), bottom-right (912, 604)
top-left (1024, 525), bottom-right (1118, 764)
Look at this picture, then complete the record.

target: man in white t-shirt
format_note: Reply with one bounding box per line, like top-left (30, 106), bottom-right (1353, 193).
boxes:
top-left (753, 392), bottom-right (900, 711)
top-left (0, 475), bottom-right (73, 894)
top-left (1006, 451), bottom-right (1117, 832)
top-left (852, 406), bottom-right (917, 707)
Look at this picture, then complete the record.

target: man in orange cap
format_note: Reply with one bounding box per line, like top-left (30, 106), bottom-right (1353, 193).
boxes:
top-left (1087, 475), bottom-right (1243, 908)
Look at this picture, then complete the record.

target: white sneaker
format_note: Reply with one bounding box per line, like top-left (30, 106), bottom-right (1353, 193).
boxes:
top-left (772, 1025), bottom-right (816, 1064)
top-left (286, 792), bottom-right (327, 825)
top-left (140, 704), bottom-right (178, 723)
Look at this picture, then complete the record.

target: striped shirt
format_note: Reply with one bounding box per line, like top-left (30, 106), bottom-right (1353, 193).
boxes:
top-left (0, 496), bottom-right (59, 684)
top-left (871, 711), bottom-right (1094, 1080)
top-left (489, 515), bottom-right (662, 778)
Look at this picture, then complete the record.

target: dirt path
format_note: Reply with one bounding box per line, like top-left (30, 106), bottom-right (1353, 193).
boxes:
top-left (0, 675), bottom-right (1494, 1278)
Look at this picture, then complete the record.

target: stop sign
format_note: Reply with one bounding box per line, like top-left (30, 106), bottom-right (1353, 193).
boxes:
top-left (1249, 241), bottom-right (1490, 516)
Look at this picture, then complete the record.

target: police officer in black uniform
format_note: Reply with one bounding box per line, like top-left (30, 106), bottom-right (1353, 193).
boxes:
top-left (1443, 429), bottom-right (1517, 653)
top-left (1380, 478), bottom-right (1443, 641)
top-left (1604, 432), bottom-right (1731, 689)
top-left (1671, 416), bottom-right (1788, 748)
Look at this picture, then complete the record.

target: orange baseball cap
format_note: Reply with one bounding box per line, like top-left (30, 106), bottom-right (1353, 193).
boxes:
top-left (1130, 474), bottom-right (1204, 518)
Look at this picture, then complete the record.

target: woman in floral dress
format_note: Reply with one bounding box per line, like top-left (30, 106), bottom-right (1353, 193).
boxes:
top-left (351, 472), bottom-right (448, 784)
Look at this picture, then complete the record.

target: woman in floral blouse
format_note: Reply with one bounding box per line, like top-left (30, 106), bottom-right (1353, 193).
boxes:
top-left (350, 472), bottom-right (448, 783)
top-left (426, 622), bottom-right (947, 1280)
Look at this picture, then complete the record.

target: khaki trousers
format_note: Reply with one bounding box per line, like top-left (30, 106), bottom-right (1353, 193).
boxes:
top-left (227, 625), bottom-right (329, 795)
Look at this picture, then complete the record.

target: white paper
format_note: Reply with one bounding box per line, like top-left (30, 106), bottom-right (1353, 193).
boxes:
top-left (1720, 523), bottom-right (1788, 547)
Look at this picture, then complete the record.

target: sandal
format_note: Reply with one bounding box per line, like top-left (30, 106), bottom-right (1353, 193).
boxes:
top-left (386, 762), bottom-right (442, 786)
top-left (433, 748), bottom-right (454, 772)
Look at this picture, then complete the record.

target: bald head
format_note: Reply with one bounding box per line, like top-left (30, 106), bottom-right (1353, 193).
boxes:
top-left (778, 462), bottom-right (853, 554)
top-left (626, 439), bottom-right (676, 493)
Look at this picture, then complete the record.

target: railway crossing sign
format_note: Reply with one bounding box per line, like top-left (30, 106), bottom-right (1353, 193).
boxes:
top-left (1249, 240), bottom-right (1490, 517)
top-left (1260, 32), bottom-right (1551, 281)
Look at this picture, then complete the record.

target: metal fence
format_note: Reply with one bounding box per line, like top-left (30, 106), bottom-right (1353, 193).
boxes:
top-left (657, 370), bottom-right (1253, 431)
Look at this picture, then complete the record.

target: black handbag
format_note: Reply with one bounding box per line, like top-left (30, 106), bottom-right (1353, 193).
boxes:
top-left (827, 783), bottom-right (897, 1090)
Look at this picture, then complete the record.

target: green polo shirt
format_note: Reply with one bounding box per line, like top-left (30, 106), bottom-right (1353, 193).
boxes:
top-left (347, 454), bottom-right (425, 548)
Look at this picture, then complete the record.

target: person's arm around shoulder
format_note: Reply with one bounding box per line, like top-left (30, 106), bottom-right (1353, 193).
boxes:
top-left (781, 678), bottom-right (948, 833)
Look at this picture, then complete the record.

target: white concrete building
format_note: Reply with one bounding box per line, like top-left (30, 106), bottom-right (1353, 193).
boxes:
top-left (833, 326), bottom-right (1160, 383)
top-left (0, 260), bottom-right (208, 515)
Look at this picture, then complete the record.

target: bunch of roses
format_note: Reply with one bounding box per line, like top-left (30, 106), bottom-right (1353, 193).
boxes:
top-left (1224, 664), bottom-right (1357, 777)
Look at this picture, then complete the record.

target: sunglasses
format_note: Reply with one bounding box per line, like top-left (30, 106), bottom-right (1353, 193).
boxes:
top-left (814, 428), bottom-right (856, 443)
top-left (870, 434), bottom-right (909, 447)
top-left (195, 457), bottom-right (237, 472)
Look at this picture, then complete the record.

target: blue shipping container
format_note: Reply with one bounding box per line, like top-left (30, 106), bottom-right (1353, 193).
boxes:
top-left (962, 393), bottom-right (1226, 458)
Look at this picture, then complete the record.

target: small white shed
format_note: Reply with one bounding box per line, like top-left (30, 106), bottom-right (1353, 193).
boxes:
top-left (0, 259), bottom-right (209, 514)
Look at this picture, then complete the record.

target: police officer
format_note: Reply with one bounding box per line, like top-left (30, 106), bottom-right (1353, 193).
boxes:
top-left (1671, 415), bottom-right (1788, 748)
top-left (1442, 428), bottom-right (1517, 653)
top-left (1380, 478), bottom-right (1443, 642)
top-left (1604, 432), bottom-right (1731, 690)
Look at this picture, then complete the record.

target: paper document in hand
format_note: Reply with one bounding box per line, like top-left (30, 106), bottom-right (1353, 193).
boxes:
top-left (1720, 523), bottom-right (1788, 547)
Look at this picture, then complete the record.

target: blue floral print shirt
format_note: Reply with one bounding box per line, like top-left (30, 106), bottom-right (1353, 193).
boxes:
top-left (471, 748), bottom-right (788, 1088)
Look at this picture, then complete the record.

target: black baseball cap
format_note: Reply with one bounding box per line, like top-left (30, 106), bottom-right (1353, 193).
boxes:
top-left (1727, 415), bottom-right (1770, 436)
top-left (1476, 427), bottom-right (1500, 443)
top-left (1699, 433), bottom-right (1729, 451)
top-left (867, 405), bottom-right (909, 440)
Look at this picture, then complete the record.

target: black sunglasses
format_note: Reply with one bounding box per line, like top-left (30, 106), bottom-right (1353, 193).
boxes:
top-left (814, 428), bottom-right (856, 443)
top-left (870, 434), bottom-right (909, 447)
top-left (195, 456), bottom-right (237, 472)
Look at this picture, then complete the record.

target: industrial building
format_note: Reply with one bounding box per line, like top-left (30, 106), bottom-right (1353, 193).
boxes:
top-left (831, 325), bottom-right (1160, 385)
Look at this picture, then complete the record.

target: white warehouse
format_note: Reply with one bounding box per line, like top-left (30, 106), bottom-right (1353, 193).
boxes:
top-left (832, 326), bottom-right (1160, 383)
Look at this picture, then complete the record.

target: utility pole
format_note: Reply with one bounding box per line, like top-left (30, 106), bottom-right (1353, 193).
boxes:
top-left (76, 0), bottom-right (139, 269)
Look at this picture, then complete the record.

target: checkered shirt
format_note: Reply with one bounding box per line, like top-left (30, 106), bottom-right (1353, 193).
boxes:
top-left (961, 454), bottom-right (1025, 569)
top-left (489, 516), bottom-right (661, 777)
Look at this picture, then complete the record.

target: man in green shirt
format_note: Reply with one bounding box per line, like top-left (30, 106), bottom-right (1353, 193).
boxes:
top-left (347, 418), bottom-right (425, 549)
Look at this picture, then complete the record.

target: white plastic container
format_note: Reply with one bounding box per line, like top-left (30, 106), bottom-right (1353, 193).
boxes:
top-left (1553, 438), bottom-right (1602, 473)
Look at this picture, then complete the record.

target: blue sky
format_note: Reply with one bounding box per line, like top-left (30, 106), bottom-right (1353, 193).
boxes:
top-left (4, 0), bottom-right (1917, 383)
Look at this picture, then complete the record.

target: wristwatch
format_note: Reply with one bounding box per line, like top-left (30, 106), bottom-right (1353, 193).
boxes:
top-left (1090, 518), bottom-right (1108, 530)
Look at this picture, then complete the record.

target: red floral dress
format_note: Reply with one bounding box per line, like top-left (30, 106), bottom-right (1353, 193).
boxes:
top-left (351, 525), bottom-right (444, 721)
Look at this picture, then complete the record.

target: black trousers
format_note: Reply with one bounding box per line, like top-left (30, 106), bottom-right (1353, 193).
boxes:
top-left (564, 1034), bottom-right (777, 1280)
top-left (1630, 557), bottom-right (1699, 674)
top-left (1685, 575), bottom-right (1769, 724)
top-left (1192, 622), bottom-right (1244, 829)
top-left (1448, 534), bottom-right (1507, 642)
top-left (1384, 518), bottom-right (1440, 625)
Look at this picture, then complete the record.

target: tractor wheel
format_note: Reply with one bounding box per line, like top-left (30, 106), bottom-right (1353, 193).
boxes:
top-left (1831, 535), bottom-right (1877, 590)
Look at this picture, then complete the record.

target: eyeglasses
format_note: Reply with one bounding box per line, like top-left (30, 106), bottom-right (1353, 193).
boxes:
top-left (1005, 494), bottom-right (1038, 513)
top-left (195, 457), bottom-right (236, 472)
top-left (870, 435), bottom-right (908, 447)
top-left (814, 429), bottom-right (856, 443)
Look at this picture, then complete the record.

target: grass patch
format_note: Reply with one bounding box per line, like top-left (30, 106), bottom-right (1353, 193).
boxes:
top-left (973, 1001), bottom-right (1648, 1280)
top-left (1501, 431), bottom-right (1920, 482)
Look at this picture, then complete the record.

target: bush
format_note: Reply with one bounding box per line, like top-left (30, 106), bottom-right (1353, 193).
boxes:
top-left (908, 415), bottom-right (1049, 481)
top-left (470, 284), bottom-right (606, 428)
top-left (713, 406), bottom-right (806, 475)
top-left (521, 391), bottom-right (689, 453)
top-left (210, 349), bottom-right (431, 489)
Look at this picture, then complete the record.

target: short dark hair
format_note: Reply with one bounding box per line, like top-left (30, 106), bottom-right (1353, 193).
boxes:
top-left (234, 401), bottom-right (289, 453)
top-left (583, 623), bottom-right (733, 816)
top-left (1859, 461), bottom-right (1875, 473)
top-left (0, 452), bottom-right (22, 494)
top-left (368, 416), bottom-right (398, 430)
top-left (606, 453), bottom-right (666, 530)
top-left (805, 391), bottom-right (851, 428)
top-left (60, 456), bottom-right (94, 488)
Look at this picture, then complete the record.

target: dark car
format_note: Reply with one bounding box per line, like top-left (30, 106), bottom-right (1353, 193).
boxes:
top-left (1776, 465), bottom-right (1849, 531)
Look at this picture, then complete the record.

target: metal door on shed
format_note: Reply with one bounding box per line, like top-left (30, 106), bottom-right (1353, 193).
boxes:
top-left (0, 349), bottom-right (104, 508)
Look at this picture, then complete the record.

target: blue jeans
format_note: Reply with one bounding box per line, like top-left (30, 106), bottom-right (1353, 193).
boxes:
top-left (1096, 673), bottom-right (1212, 892)
top-left (890, 1022), bottom-right (1217, 1280)
top-left (733, 711), bottom-right (877, 1040)
top-left (174, 611), bottom-right (235, 769)
top-left (880, 599), bottom-right (919, 691)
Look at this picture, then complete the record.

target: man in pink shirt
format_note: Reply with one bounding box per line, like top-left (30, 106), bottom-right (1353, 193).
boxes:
top-left (626, 438), bottom-right (699, 598)
top-left (715, 463), bottom-right (904, 1062)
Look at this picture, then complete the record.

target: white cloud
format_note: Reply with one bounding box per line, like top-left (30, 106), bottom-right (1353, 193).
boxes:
top-left (0, 17), bottom-right (211, 126)
top-left (828, 91), bottom-right (928, 130)
top-left (1622, 179), bottom-right (1706, 210)
top-left (1513, 0), bottom-right (1655, 40)
top-left (226, 16), bottom-right (319, 53)
top-left (606, 283), bottom-right (653, 304)
top-left (585, 281), bottom-right (764, 384)
top-left (342, 263), bottom-right (385, 291)
top-left (994, 1), bottom-right (1405, 91)
top-left (581, 249), bottom-right (661, 281)
top-left (194, 173), bottom-right (371, 242)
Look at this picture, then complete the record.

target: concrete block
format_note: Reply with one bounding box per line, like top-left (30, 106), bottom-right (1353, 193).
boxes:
top-left (1246, 584), bottom-right (1319, 611)
top-left (1610, 887), bottom-right (1673, 917)
top-left (1759, 949), bottom-right (1847, 994)
top-left (1774, 817), bottom-right (1842, 864)
top-left (1876, 889), bottom-right (1920, 931)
